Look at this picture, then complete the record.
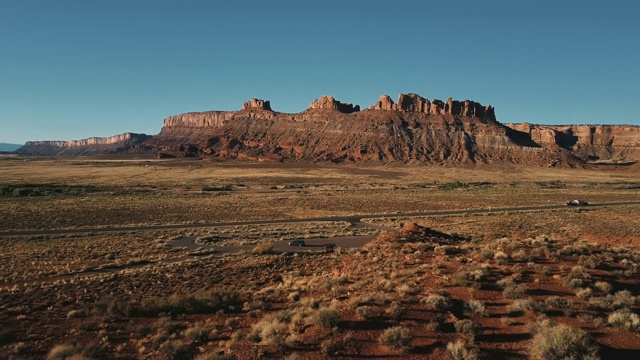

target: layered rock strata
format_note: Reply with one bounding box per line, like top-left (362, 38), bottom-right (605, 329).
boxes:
top-left (16, 133), bottom-right (151, 156)
top-left (506, 123), bottom-right (640, 162)
top-left (147, 95), bottom-right (578, 167)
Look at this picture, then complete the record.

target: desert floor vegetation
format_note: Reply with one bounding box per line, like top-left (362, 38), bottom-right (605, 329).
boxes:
top-left (0, 159), bottom-right (639, 358)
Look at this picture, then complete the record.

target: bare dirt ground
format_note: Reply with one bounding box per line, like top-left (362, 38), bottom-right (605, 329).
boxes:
top-left (0, 157), bottom-right (639, 359)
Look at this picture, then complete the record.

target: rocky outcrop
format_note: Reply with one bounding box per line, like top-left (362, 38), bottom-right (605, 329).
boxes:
top-left (367, 93), bottom-right (496, 122)
top-left (308, 96), bottom-right (360, 113)
top-left (16, 133), bottom-right (151, 156)
top-left (506, 123), bottom-right (640, 162)
top-left (242, 98), bottom-right (271, 111)
top-left (397, 93), bottom-right (429, 112)
top-left (369, 95), bottom-right (395, 111)
top-left (163, 111), bottom-right (237, 128)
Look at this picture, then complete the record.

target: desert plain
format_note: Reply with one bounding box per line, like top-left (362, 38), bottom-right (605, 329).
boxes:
top-left (0, 156), bottom-right (639, 359)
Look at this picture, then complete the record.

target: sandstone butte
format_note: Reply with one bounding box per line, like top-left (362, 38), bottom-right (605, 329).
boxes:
top-left (15, 93), bottom-right (640, 167)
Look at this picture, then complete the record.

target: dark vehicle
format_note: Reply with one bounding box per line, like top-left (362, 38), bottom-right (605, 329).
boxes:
top-left (565, 200), bottom-right (588, 206)
top-left (289, 240), bottom-right (306, 246)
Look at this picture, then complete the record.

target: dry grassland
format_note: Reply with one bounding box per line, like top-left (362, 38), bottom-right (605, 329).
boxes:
top-left (0, 158), bottom-right (639, 359)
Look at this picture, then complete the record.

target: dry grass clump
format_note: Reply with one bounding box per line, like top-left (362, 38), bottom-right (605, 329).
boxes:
top-left (252, 240), bottom-right (275, 254)
top-left (508, 298), bottom-right (543, 315)
top-left (378, 326), bottom-right (412, 351)
top-left (454, 319), bottom-right (480, 341)
top-left (138, 288), bottom-right (243, 315)
top-left (529, 322), bottom-right (599, 360)
top-left (464, 299), bottom-right (488, 316)
top-left (307, 308), bottom-right (340, 328)
top-left (607, 311), bottom-right (640, 332)
top-left (420, 291), bottom-right (452, 311)
top-left (250, 316), bottom-right (289, 347)
top-left (446, 339), bottom-right (478, 360)
top-left (46, 344), bottom-right (81, 360)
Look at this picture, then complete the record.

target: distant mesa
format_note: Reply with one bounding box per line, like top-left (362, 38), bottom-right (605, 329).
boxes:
top-left (308, 95), bottom-right (360, 113)
top-left (15, 91), bottom-right (640, 166)
top-left (15, 132), bottom-right (151, 156)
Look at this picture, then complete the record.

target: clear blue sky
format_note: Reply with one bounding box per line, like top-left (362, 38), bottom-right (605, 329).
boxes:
top-left (1, 0), bottom-right (638, 144)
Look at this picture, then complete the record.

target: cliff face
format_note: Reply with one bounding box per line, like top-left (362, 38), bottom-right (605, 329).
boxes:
top-left (147, 94), bottom-right (578, 167)
top-left (16, 133), bottom-right (152, 156)
top-left (506, 123), bottom-right (640, 162)
top-left (18, 92), bottom-right (638, 166)
top-left (367, 93), bottom-right (496, 122)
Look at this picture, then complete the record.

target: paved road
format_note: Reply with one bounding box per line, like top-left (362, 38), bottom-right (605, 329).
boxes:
top-left (3, 201), bottom-right (639, 237)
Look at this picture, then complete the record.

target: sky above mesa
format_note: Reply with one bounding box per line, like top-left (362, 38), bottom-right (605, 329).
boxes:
top-left (1, 0), bottom-right (639, 144)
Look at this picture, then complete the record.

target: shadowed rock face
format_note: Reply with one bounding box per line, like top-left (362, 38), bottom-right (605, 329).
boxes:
top-left (146, 95), bottom-right (581, 167)
top-left (16, 133), bottom-right (152, 156)
top-left (506, 123), bottom-right (640, 162)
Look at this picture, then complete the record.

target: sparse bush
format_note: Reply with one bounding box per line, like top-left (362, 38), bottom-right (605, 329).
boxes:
top-left (321, 338), bottom-right (345, 355)
top-left (529, 323), bottom-right (599, 360)
top-left (379, 326), bottom-right (412, 351)
top-left (47, 344), bottom-right (81, 360)
top-left (454, 319), bottom-right (480, 340)
top-left (494, 250), bottom-right (509, 263)
top-left (446, 339), bottom-right (478, 360)
top-left (439, 180), bottom-right (468, 190)
top-left (356, 305), bottom-right (381, 320)
top-left (509, 298), bottom-right (543, 315)
top-left (421, 292), bottom-right (452, 311)
top-left (464, 300), bottom-right (488, 316)
top-left (252, 240), bottom-right (274, 254)
top-left (140, 288), bottom-right (242, 315)
top-left (576, 287), bottom-right (594, 300)
top-left (608, 311), bottom-right (640, 332)
top-left (503, 283), bottom-right (527, 299)
top-left (91, 296), bottom-right (132, 319)
top-left (308, 309), bottom-right (339, 328)
top-left (450, 270), bottom-right (469, 286)
top-left (250, 317), bottom-right (289, 347)
top-left (594, 281), bottom-right (612, 295)
top-left (545, 296), bottom-right (575, 316)
top-left (612, 290), bottom-right (636, 309)
top-left (194, 353), bottom-right (235, 360)
top-left (183, 322), bottom-right (214, 343)
top-left (386, 301), bottom-right (405, 320)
